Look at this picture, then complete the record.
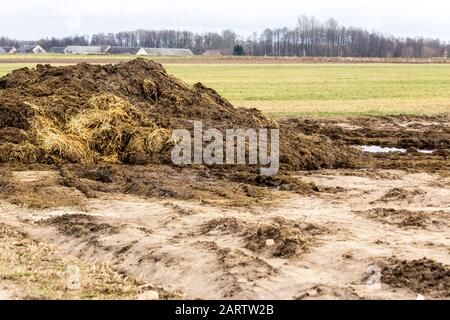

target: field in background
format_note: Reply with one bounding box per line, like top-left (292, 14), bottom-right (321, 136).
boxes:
top-left (164, 64), bottom-right (450, 116)
top-left (1, 55), bottom-right (449, 300)
top-left (1, 54), bottom-right (449, 64)
top-left (1, 58), bottom-right (449, 116)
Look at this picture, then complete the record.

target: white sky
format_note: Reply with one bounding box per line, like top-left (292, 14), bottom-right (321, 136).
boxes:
top-left (1, 0), bottom-right (449, 41)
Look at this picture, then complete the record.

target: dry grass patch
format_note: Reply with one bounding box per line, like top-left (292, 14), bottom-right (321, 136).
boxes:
top-left (31, 93), bottom-right (173, 164)
top-left (0, 222), bottom-right (141, 299)
top-left (0, 169), bottom-right (85, 209)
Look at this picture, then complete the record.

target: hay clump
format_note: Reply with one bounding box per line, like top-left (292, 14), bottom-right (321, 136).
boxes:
top-left (21, 92), bottom-right (173, 165)
top-left (65, 93), bottom-right (171, 163)
top-left (34, 116), bottom-right (93, 164)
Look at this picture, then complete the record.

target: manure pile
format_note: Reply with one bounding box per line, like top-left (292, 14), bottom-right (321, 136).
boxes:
top-left (0, 58), bottom-right (362, 171)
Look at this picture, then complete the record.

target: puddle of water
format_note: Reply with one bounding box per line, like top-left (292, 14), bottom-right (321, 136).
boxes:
top-left (356, 145), bottom-right (435, 154)
top-left (417, 149), bottom-right (435, 154)
top-left (361, 146), bottom-right (406, 153)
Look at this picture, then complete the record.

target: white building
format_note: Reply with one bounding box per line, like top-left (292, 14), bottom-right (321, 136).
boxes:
top-left (202, 50), bottom-right (223, 56)
top-left (0, 47), bottom-right (17, 54)
top-left (106, 46), bottom-right (145, 55)
top-left (17, 45), bottom-right (46, 54)
top-left (8, 47), bottom-right (18, 54)
top-left (64, 46), bottom-right (111, 55)
top-left (139, 48), bottom-right (194, 56)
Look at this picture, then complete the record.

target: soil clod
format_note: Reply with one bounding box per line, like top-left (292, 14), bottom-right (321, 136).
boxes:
top-left (381, 258), bottom-right (450, 297)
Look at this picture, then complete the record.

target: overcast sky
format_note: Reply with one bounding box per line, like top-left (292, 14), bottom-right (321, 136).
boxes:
top-left (1, 0), bottom-right (449, 41)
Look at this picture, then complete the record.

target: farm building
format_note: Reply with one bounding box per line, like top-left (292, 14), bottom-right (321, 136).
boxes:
top-left (17, 45), bottom-right (46, 54)
top-left (106, 46), bottom-right (145, 55)
top-left (49, 47), bottom-right (66, 54)
top-left (0, 48), bottom-right (5, 54)
top-left (1, 47), bottom-right (17, 54)
top-left (65, 46), bottom-right (111, 55)
top-left (140, 48), bottom-right (194, 56)
top-left (202, 49), bottom-right (223, 56)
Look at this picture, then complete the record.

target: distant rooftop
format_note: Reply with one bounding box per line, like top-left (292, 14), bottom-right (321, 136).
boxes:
top-left (49, 47), bottom-right (66, 53)
top-left (107, 46), bottom-right (143, 55)
top-left (17, 45), bottom-right (46, 53)
top-left (65, 46), bottom-right (110, 54)
top-left (142, 48), bottom-right (194, 56)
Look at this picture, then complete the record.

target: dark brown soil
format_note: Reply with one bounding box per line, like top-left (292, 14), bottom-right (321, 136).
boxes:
top-left (0, 59), bottom-right (448, 208)
top-left (38, 214), bottom-right (119, 244)
top-left (375, 188), bottom-right (426, 203)
top-left (0, 173), bottom-right (13, 193)
top-left (286, 116), bottom-right (450, 150)
top-left (60, 163), bottom-right (296, 206)
top-left (354, 208), bottom-right (447, 228)
top-left (199, 217), bottom-right (248, 235)
top-left (245, 224), bottom-right (308, 258)
top-left (0, 59), bottom-right (363, 172)
top-left (283, 116), bottom-right (450, 175)
top-left (0, 162), bottom-right (312, 208)
top-left (381, 258), bottom-right (450, 297)
top-left (198, 216), bottom-right (326, 258)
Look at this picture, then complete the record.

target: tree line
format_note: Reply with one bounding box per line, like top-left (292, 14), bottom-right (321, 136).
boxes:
top-left (1, 16), bottom-right (448, 58)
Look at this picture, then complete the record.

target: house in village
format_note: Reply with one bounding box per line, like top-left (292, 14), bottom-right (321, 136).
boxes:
top-left (45, 45), bottom-right (195, 56)
top-left (17, 45), bottom-right (46, 54)
top-left (106, 46), bottom-right (146, 55)
top-left (64, 45), bottom-right (111, 55)
top-left (202, 49), bottom-right (223, 56)
top-left (49, 47), bottom-right (66, 54)
top-left (140, 48), bottom-right (194, 56)
top-left (0, 46), bottom-right (17, 54)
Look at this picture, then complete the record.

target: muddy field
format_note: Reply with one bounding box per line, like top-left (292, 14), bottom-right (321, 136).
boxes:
top-left (1, 115), bottom-right (449, 300)
top-left (0, 60), bottom-right (449, 300)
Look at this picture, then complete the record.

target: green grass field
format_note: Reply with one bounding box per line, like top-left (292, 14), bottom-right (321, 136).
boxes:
top-left (1, 61), bottom-right (449, 117)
